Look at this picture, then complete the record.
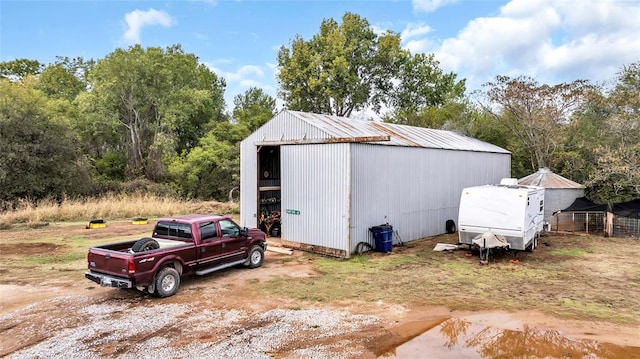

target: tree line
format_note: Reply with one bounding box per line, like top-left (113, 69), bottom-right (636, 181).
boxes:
top-left (1, 12), bottom-right (638, 208)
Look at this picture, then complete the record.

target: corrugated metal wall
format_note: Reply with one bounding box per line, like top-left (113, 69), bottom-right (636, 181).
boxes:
top-left (349, 144), bottom-right (510, 253)
top-left (240, 111), bottom-right (333, 228)
top-left (544, 188), bottom-right (585, 223)
top-left (281, 143), bottom-right (351, 254)
top-left (240, 140), bottom-right (258, 228)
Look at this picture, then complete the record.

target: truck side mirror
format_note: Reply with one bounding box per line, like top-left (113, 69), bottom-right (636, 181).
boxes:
top-left (240, 227), bottom-right (249, 237)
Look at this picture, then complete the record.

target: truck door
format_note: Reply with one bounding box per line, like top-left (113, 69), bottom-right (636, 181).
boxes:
top-left (196, 221), bottom-right (223, 268)
top-left (218, 219), bottom-right (247, 262)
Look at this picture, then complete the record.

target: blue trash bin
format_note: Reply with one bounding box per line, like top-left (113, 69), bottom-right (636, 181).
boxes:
top-left (370, 225), bottom-right (393, 253)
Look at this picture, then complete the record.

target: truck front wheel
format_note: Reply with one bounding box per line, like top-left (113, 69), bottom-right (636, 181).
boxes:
top-left (247, 246), bottom-right (264, 269)
top-left (154, 267), bottom-right (180, 297)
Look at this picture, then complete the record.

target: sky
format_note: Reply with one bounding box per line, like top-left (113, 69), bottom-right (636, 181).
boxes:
top-left (1, 0), bottom-right (640, 112)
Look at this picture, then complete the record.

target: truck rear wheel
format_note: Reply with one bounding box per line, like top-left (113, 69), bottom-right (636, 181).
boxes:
top-left (247, 246), bottom-right (264, 269)
top-left (154, 267), bottom-right (180, 297)
top-left (132, 237), bottom-right (159, 252)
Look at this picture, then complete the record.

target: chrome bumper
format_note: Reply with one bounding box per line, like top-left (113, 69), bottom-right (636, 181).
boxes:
top-left (85, 271), bottom-right (133, 289)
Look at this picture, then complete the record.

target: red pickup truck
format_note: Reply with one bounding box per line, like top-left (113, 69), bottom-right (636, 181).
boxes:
top-left (85, 214), bottom-right (267, 297)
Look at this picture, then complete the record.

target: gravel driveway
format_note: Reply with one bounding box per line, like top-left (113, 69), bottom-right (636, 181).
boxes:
top-left (2, 293), bottom-right (384, 359)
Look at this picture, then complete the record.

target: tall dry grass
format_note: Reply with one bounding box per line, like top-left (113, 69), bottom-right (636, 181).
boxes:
top-left (0, 194), bottom-right (239, 227)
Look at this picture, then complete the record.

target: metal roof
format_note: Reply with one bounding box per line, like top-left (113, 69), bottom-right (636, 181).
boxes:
top-left (518, 168), bottom-right (584, 188)
top-left (286, 111), bottom-right (510, 154)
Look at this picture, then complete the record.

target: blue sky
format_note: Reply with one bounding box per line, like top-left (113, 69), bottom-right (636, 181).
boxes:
top-left (2, 0), bottom-right (640, 113)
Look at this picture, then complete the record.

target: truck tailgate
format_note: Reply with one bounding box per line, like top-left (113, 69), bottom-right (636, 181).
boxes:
top-left (88, 249), bottom-right (132, 277)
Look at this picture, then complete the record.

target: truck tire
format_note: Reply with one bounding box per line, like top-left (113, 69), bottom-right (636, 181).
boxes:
top-left (154, 267), bottom-right (180, 297)
top-left (246, 245), bottom-right (264, 269)
top-left (132, 237), bottom-right (159, 252)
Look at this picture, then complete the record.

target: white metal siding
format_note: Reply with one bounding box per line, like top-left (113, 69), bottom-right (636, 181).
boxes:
top-left (281, 143), bottom-right (351, 254)
top-left (241, 111), bottom-right (338, 228)
top-left (544, 188), bottom-right (585, 223)
top-left (349, 144), bottom-right (510, 253)
top-left (240, 140), bottom-right (258, 228)
top-left (241, 110), bottom-right (512, 256)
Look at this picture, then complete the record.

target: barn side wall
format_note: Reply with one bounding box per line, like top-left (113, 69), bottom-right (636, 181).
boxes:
top-left (280, 143), bottom-right (351, 256)
top-left (349, 144), bottom-right (511, 254)
top-left (240, 111), bottom-right (333, 229)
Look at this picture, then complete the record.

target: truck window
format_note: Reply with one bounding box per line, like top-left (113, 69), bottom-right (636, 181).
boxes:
top-left (176, 224), bottom-right (192, 239)
top-left (219, 219), bottom-right (239, 237)
top-left (154, 221), bottom-right (193, 241)
top-left (200, 221), bottom-right (218, 240)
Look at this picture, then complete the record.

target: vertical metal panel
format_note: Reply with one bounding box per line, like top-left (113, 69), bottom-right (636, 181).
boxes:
top-left (349, 144), bottom-right (511, 252)
top-left (240, 111), bottom-right (333, 228)
top-left (544, 188), bottom-right (585, 223)
top-left (240, 137), bottom-right (259, 228)
top-left (281, 143), bottom-right (350, 254)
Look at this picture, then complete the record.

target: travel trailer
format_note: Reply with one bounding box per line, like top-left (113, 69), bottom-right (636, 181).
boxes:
top-left (458, 179), bottom-right (545, 251)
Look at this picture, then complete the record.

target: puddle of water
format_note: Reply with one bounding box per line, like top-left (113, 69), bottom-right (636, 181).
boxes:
top-left (379, 313), bottom-right (640, 359)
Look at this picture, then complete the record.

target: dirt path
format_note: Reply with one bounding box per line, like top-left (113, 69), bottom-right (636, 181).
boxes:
top-left (1, 222), bottom-right (639, 358)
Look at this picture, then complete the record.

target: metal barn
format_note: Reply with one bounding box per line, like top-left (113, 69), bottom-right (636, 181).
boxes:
top-left (240, 110), bottom-right (511, 258)
top-left (518, 168), bottom-right (585, 224)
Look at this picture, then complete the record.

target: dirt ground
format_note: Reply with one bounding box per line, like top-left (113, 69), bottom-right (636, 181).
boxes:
top-left (1, 221), bottom-right (639, 358)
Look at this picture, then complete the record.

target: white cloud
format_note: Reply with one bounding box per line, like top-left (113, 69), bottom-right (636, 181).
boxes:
top-left (412, 0), bottom-right (458, 13)
top-left (400, 22), bottom-right (433, 54)
top-left (401, 22), bottom-right (432, 41)
top-left (224, 65), bottom-right (265, 83)
top-left (123, 9), bottom-right (175, 45)
top-left (406, 0), bottom-right (640, 91)
top-left (370, 24), bottom-right (388, 37)
top-left (204, 62), bottom-right (278, 109)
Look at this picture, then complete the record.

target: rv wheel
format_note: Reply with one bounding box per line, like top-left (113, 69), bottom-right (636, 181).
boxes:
top-left (446, 220), bottom-right (456, 234)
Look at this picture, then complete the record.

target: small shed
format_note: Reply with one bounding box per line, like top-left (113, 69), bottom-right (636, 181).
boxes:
top-left (518, 168), bottom-right (584, 223)
top-left (240, 110), bottom-right (511, 258)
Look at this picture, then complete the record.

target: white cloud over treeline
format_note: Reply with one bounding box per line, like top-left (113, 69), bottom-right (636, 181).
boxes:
top-left (123, 9), bottom-right (176, 45)
top-left (404, 0), bottom-right (640, 89)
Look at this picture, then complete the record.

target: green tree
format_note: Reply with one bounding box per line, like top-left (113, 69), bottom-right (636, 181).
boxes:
top-left (552, 89), bottom-right (609, 186)
top-left (0, 59), bottom-right (44, 80)
top-left (36, 57), bottom-right (93, 101)
top-left (478, 76), bottom-right (593, 172)
top-left (277, 12), bottom-right (465, 120)
top-left (386, 53), bottom-right (466, 124)
top-left (168, 129), bottom-right (239, 200)
top-left (277, 12), bottom-right (404, 116)
top-left (82, 44), bottom-right (226, 180)
top-left (232, 87), bottom-right (276, 134)
top-left (583, 62), bottom-right (640, 202)
top-left (0, 78), bottom-right (91, 207)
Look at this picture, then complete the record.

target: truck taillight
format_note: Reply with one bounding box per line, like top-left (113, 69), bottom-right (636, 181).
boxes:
top-left (128, 259), bottom-right (136, 274)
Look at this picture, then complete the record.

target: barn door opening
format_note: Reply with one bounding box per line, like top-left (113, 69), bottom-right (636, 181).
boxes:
top-left (257, 146), bottom-right (281, 237)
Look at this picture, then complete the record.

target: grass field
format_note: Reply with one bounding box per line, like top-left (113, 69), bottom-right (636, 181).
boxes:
top-left (1, 214), bottom-right (639, 325)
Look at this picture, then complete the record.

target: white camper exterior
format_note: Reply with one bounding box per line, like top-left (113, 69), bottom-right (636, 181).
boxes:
top-left (458, 180), bottom-right (545, 251)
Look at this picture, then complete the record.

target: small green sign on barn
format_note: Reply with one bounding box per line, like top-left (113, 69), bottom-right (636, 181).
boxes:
top-left (286, 209), bottom-right (300, 215)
